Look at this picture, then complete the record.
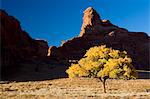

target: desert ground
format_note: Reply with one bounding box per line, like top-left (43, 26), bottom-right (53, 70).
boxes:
top-left (1, 61), bottom-right (150, 99)
top-left (1, 78), bottom-right (150, 99)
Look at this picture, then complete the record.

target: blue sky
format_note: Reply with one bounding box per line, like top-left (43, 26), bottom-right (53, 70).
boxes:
top-left (1, 0), bottom-right (150, 46)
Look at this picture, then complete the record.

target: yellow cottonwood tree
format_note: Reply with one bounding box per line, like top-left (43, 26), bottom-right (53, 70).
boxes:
top-left (66, 45), bottom-right (137, 93)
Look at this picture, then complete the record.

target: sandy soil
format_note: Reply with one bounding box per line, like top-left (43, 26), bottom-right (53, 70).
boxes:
top-left (0, 78), bottom-right (150, 99)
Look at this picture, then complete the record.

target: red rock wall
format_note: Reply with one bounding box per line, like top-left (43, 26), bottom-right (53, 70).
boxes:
top-left (0, 10), bottom-right (49, 79)
top-left (48, 7), bottom-right (150, 70)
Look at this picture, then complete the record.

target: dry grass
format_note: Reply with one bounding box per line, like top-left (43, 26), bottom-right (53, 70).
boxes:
top-left (0, 78), bottom-right (150, 99)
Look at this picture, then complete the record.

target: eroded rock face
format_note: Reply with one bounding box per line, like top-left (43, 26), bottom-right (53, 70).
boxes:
top-left (79, 7), bottom-right (118, 37)
top-left (47, 46), bottom-right (58, 57)
top-left (104, 30), bottom-right (150, 70)
top-left (36, 40), bottom-right (49, 57)
top-left (48, 7), bottom-right (150, 70)
top-left (0, 10), bottom-right (49, 79)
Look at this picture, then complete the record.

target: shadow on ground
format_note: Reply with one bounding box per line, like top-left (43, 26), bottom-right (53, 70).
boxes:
top-left (1, 59), bottom-right (69, 82)
top-left (137, 71), bottom-right (150, 79)
top-left (1, 59), bottom-right (150, 82)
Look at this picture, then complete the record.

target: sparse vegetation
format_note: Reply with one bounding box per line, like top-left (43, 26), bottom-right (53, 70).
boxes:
top-left (66, 45), bottom-right (137, 93)
top-left (1, 78), bottom-right (150, 99)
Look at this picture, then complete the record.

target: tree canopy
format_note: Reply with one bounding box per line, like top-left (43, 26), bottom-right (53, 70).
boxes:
top-left (66, 45), bottom-right (137, 92)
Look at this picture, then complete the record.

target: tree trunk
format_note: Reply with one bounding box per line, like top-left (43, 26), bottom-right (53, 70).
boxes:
top-left (99, 77), bottom-right (107, 93)
top-left (102, 80), bottom-right (106, 93)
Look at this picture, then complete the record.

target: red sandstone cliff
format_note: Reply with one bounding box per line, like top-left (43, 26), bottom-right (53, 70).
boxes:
top-left (0, 10), bottom-right (49, 79)
top-left (0, 7), bottom-right (149, 81)
top-left (48, 7), bottom-right (150, 70)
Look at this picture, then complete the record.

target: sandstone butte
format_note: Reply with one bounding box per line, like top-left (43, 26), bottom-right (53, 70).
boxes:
top-left (47, 7), bottom-right (150, 70)
top-left (0, 7), bottom-right (150, 80)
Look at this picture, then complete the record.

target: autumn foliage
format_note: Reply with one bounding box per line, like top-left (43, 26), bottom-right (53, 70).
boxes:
top-left (66, 45), bottom-right (137, 93)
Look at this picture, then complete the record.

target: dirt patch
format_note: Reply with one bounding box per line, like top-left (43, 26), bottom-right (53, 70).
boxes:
top-left (0, 78), bottom-right (150, 99)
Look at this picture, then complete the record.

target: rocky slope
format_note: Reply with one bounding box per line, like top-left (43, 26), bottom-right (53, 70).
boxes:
top-left (48, 7), bottom-right (150, 70)
top-left (0, 10), bottom-right (49, 80)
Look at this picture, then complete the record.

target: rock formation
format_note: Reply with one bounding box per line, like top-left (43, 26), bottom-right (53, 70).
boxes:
top-left (79, 7), bottom-right (118, 37)
top-left (48, 7), bottom-right (150, 70)
top-left (0, 10), bottom-right (49, 80)
top-left (1, 7), bottom-right (149, 81)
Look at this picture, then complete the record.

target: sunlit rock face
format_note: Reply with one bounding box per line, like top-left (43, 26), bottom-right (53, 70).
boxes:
top-left (0, 10), bottom-right (49, 79)
top-left (48, 7), bottom-right (150, 70)
top-left (79, 7), bottom-right (118, 37)
top-left (79, 7), bottom-right (101, 36)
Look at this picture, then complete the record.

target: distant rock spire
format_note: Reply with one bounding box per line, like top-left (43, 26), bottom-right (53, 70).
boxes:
top-left (79, 7), bottom-right (119, 37)
top-left (82, 7), bottom-right (101, 26)
top-left (79, 7), bottom-right (101, 36)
